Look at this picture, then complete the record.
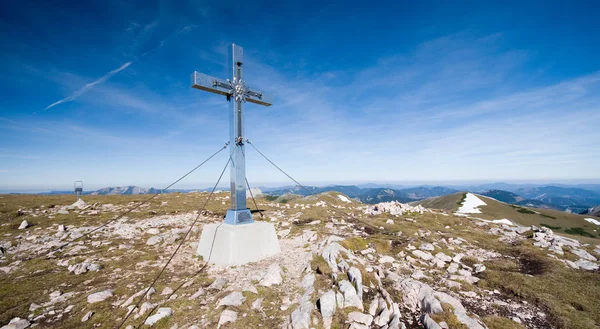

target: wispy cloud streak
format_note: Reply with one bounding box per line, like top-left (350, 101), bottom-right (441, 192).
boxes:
top-left (37, 61), bottom-right (132, 113)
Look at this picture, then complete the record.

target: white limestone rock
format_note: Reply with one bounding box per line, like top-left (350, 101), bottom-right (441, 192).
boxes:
top-left (18, 220), bottom-right (29, 230)
top-left (474, 264), bottom-right (486, 273)
top-left (217, 310), bottom-right (237, 328)
top-left (412, 250), bottom-right (434, 261)
top-left (87, 290), bottom-right (113, 303)
top-left (81, 311), bottom-right (94, 322)
top-left (339, 280), bottom-right (363, 310)
top-left (347, 267), bottom-right (363, 300)
top-left (447, 263), bottom-right (459, 274)
top-left (144, 307), bottom-right (172, 326)
top-left (435, 252), bottom-right (452, 263)
top-left (1, 317), bottom-right (30, 329)
top-left (421, 314), bottom-right (443, 329)
top-left (217, 291), bottom-right (245, 307)
top-left (290, 301), bottom-right (314, 329)
top-left (146, 235), bottom-right (162, 246)
top-left (575, 259), bottom-right (599, 271)
top-left (379, 255), bottom-right (395, 264)
top-left (420, 243), bottom-right (435, 251)
top-left (318, 290), bottom-right (337, 329)
top-left (259, 263), bottom-right (283, 286)
top-left (421, 293), bottom-right (443, 314)
top-left (251, 298), bottom-right (263, 310)
top-left (208, 277), bottom-right (227, 290)
top-left (347, 312), bottom-right (373, 325)
top-left (570, 248), bottom-right (597, 261)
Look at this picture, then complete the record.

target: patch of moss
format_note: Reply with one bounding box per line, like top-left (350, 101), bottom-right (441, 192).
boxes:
top-left (311, 254), bottom-right (332, 276)
top-left (482, 316), bottom-right (525, 329)
top-left (564, 227), bottom-right (595, 238)
top-left (339, 237), bottom-right (368, 251)
top-left (541, 223), bottom-right (561, 230)
top-left (517, 208), bottom-right (536, 214)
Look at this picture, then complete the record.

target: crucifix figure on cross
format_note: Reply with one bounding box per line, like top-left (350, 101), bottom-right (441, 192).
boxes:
top-left (191, 44), bottom-right (273, 225)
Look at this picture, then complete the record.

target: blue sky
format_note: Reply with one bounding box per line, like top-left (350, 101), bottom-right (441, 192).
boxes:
top-left (1, 0), bottom-right (599, 191)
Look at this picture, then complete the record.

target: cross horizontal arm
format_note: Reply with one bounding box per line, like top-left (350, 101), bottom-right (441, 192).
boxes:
top-left (191, 72), bottom-right (232, 97)
top-left (245, 88), bottom-right (273, 106)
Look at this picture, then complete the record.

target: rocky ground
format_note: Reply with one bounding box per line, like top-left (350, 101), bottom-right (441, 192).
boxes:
top-left (0, 192), bottom-right (599, 329)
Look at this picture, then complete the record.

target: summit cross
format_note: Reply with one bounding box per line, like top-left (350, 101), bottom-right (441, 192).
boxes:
top-left (191, 44), bottom-right (273, 225)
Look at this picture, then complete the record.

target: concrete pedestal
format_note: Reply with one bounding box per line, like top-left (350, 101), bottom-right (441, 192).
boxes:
top-left (196, 221), bottom-right (280, 266)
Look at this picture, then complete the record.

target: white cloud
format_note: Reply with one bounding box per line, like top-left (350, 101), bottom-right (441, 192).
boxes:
top-left (38, 61), bottom-right (132, 113)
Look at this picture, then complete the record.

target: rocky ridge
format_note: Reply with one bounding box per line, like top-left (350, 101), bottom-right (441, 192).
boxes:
top-left (0, 192), bottom-right (598, 328)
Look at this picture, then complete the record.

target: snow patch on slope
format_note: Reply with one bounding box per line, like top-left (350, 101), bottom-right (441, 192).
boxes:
top-left (338, 194), bottom-right (351, 203)
top-left (457, 193), bottom-right (487, 214)
top-left (584, 218), bottom-right (600, 226)
top-left (491, 218), bottom-right (514, 226)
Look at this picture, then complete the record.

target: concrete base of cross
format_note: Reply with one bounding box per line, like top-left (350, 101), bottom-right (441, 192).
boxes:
top-left (196, 221), bottom-right (280, 266)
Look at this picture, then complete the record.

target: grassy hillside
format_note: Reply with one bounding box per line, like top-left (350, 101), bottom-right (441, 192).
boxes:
top-left (415, 192), bottom-right (599, 243)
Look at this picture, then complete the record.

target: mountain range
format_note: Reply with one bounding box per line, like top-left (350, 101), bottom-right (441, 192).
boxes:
top-left (19, 183), bottom-right (600, 217)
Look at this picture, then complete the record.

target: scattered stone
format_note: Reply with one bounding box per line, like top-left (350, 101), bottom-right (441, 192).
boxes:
top-left (81, 311), bottom-right (94, 322)
top-left (412, 250), bottom-right (434, 261)
top-left (474, 264), bottom-right (486, 273)
top-left (251, 298), bottom-right (263, 310)
top-left (435, 252), bottom-right (452, 263)
top-left (347, 312), bottom-right (373, 325)
top-left (290, 301), bottom-right (314, 329)
top-left (420, 243), bottom-right (435, 251)
top-left (259, 263), bottom-right (283, 286)
top-left (218, 310), bottom-right (237, 328)
top-left (144, 307), bottom-right (172, 326)
top-left (318, 290), bottom-right (337, 328)
top-left (242, 284), bottom-right (258, 294)
top-left (421, 314), bottom-right (443, 329)
top-left (161, 287), bottom-right (174, 296)
top-left (208, 277), bottom-right (227, 290)
top-left (217, 291), bottom-right (245, 307)
top-left (18, 220), bottom-right (29, 230)
top-left (575, 259), bottom-right (599, 271)
top-left (146, 235), bottom-right (162, 246)
top-left (570, 248), bottom-right (597, 261)
top-left (379, 255), bottom-right (395, 264)
top-left (338, 280), bottom-right (363, 310)
top-left (1, 317), bottom-right (30, 329)
top-left (87, 290), bottom-right (113, 303)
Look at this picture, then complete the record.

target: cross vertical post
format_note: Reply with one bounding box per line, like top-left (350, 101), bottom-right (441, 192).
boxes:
top-left (191, 43), bottom-right (273, 225)
top-left (227, 44), bottom-right (250, 225)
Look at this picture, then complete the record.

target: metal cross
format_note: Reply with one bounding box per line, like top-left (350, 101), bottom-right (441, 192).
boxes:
top-left (191, 44), bottom-right (272, 225)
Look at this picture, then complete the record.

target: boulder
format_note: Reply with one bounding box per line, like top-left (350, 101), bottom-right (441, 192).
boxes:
top-left (412, 250), bottom-right (434, 261)
top-left (144, 307), bottom-right (172, 326)
top-left (318, 290), bottom-right (337, 328)
top-left (435, 252), bottom-right (452, 263)
top-left (81, 311), bottom-right (94, 322)
top-left (18, 220), bottom-right (29, 230)
top-left (570, 248), bottom-right (597, 261)
top-left (217, 310), bottom-right (237, 328)
top-left (290, 301), bottom-right (314, 329)
top-left (217, 291), bottom-right (245, 307)
top-left (347, 267), bottom-right (363, 300)
top-left (421, 314), bottom-right (443, 329)
top-left (1, 317), bottom-right (30, 329)
top-left (420, 243), bottom-right (435, 251)
top-left (338, 280), bottom-right (363, 310)
top-left (421, 294), bottom-right (443, 314)
top-left (259, 263), bottom-right (283, 286)
top-left (87, 290), bottom-right (113, 303)
top-left (347, 312), bottom-right (373, 325)
top-left (208, 277), bottom-right (227, 290)
top-left (575, 259), bottom-right (599, 271)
